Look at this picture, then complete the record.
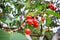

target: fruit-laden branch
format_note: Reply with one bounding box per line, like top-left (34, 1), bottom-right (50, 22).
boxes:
top-left (0, 26), bottom-right (22, 30)
top-left (0, 27), bottom-right (43, 37)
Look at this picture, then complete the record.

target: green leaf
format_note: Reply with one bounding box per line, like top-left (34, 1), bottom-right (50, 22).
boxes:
top-left (0, 30), bottom-right (10, 40)
top-left (10, 32), bottom-right (27, 40)
top-left (5, 18), bottom-right (12, 23)
top-left (45, 10), bottom-right (60, 18)
top-left (28, 12), bottom-right (35, 16)
top-left (37, 5), bottom-right (43, 11)
top-left (42, 29), bottom-right (45, 35)
top-left (44, 31), bottom-right (53, 40)
top-left (5, 0), bottom-right (10, 2)
top-left (0, 30), bottom-right (27, 40)
top-left (46, 16), bottom-right (52, 26)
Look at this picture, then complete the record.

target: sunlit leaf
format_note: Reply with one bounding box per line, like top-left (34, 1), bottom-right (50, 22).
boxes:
top-left (45, 10), bottom-right (60, 18)
top-left (0, 30), bottom-right (27, 40)
top-left (46, 16), bottom-right (52, 26)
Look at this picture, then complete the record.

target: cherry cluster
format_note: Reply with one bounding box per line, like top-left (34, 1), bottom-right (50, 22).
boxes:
top-left (26, 14), bottom-right (38, 28)
top-left (25, 14), bottom-right (38, 35)
top-left (25, 14), bottom-right (45, 35)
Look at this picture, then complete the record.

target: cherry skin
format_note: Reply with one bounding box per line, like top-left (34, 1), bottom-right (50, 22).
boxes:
top-left (48, 4), bottom-right (56, 10)
top-left (27, 19), bottom-right (33, 25)
top-left (41, 17), bottom-right (45, 22)
top-left (48, 4), bottom-right (53, 7)
top-left (26, 15), bottom-right (32, 19)
top-left (50, 6), bottom-right (56, 10)
top-left (25, 28), bottom-right (31, 35)
top-left (33, 23), bottom-right (38, 28)
top-left (33, 18), bottom-right (38, 24)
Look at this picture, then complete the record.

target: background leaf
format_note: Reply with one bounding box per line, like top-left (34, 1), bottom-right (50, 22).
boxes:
top-left (0, 30), bottom-right (27, 40)
top-left (45, 10), bottom-right (60, 18)
top-left (46, 16), bottom-right (52, 26)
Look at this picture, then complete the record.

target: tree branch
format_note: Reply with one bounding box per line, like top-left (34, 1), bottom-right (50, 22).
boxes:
top-left (30, 34), bottom-right (43, 37)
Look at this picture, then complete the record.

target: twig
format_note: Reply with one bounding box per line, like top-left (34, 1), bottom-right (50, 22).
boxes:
top-left (30, 34), bottom-right (43, 37)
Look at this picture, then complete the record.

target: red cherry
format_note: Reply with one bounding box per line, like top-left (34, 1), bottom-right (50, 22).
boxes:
top-left (48, 4), bottom-right (53, 7)
top-left (50, 6), bottom-right (53, 10)
top-left (48, 4), bottom-right (56, 10)
top-left (41, 17), bottom-right (45, 22)
top-left (33, 18), bottom-right (38, 24)
top-left (53, 6), bottom-right (56, 10)
top-left (33, 23), bottom-right (38, 28)
top-left (25, 28), bottom-right (31, 35)
top-left (50, 5), bottom-right (56, 10)
top-left (27, 19), bottom-right (33, 25)
top-left (26, 15), bottom-right (32, 19)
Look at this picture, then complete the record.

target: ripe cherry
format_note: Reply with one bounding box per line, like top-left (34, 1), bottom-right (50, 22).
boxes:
top-left (26, 15), bottom-right (32, 19)
top-left (41, 17), bottom-right (45, 22)
top-left (33, 18), bottom-right (38, 24)
top-left (48, 4), bottom-right (56, 10)
top-left (50, 6), bottom-right (56, 10)
top-left (27, 19), bottom-right (33, 25)
top-left (25, 28), bottom-right (31, 35)
top-left (48, 4), bottom-right (53, 7)
top-left (33, 23), bottom-right (38, 28)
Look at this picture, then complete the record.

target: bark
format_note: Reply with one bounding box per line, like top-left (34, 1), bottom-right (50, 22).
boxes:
top-left (30, 34), bottom-right (41, 37)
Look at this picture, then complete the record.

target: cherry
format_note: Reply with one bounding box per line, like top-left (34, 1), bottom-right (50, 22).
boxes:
top-left (33, 23), bottom-right (38, 28)
top-left (50, 6), bottom-right (56, 10)
top-left (33, 18), bottom-right (38, 24)
top-left (41, 17), bottom-right (45, 22)
top-left (27, 19), bottom-right (33, 25)
top-left (26, 15), bottom-right (32, 19)
top-left (48, 4), bottom-right (53, 7)
top-left (48, 4), bottom-right (56, 10)
top-left (25, 28), bottom-right (31, 35)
